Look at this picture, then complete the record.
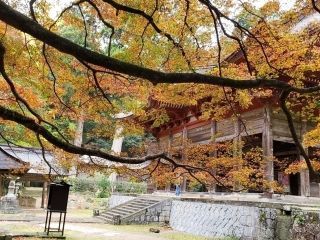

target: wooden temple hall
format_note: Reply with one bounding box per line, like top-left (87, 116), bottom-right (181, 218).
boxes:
top-left (147, 100), bottom-right (318, 197)
top-left (0, 145), bottom-right (63, 208)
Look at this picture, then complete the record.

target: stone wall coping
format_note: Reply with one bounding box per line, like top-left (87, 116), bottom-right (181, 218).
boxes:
top-left (171, 197), bottom-right (320, 210)
top-left (110, 192), bottom-right (139, 197)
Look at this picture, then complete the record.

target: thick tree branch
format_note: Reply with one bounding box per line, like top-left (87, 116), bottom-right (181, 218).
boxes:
top-left (0, 0), bottom-right (313, 91)
top-left (0, 0), bottom-right (319, 181)
top-left (0, 105), bottom-right (165, 164)
top-left (312, 0), bottom-right (320, 14)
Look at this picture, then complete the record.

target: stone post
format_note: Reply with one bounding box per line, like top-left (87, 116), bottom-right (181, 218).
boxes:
top-left (0, 179), bottom-right (20, 213)
top-left (111, 126), bottom-right (124, 155)
top-left (41, 181), bottom-right (48, 208)
top-left (108, 120), bottom-right (125, 185)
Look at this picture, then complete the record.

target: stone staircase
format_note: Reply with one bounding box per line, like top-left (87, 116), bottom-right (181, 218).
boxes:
top-left (98, 196), bottom-right (167, 224)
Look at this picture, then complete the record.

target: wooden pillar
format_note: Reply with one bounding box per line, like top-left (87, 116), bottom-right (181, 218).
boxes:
top-left (262, 107), bottom-right (274, 192)
top-left (233, 118), bottom-right (242, 191)
top-left (0, 175), bottom-right (3, 197)
top-left (165, 132), bottom-right (173, 192)
top-left (300, 121), bottom-right (310, 197)
top-left (181, 126), bottom-right (188, 192)
top-left (211, 120), bottom-right (217, 192)
top-left (168, 131), bottom-right (172, 153)
top-left (233, 118), bottom-right (241, 155)
top-left (41, 181), bottom-right (48, 208)
top-left (300, 169), bottom-right (310, 196)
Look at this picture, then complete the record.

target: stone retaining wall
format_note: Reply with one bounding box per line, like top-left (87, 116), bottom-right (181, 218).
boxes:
top-left (125, 199), bottom-right (171, 224)
top-left (169, 199), bottom-right (276, 239)
top-left (108, 194), bottom-right (320, 239)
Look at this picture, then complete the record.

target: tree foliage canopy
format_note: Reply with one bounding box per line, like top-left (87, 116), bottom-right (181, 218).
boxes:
top-left (0, 0), bottom-right (319, 186)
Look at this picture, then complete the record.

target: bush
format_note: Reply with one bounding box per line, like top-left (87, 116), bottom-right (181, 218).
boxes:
top-left (112, 181), bottom-right (147, 194)
top-left (67, 175), bottom-right (147, 197)
top-left (96, 175), bottom-right (111, 198)
top-left (69, 176), bottom-right (97, 192)
top-left (188, 182), bottom-right (207, 192)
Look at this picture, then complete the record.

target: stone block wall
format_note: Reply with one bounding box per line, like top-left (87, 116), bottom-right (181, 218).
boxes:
top-left (125, 199), bottom-right (172, 224)
top-left (169, 199), bottom-right (277, 240)
top-left (108, 194), bottom-right (136, 208)
top-left (107, 194), bottom-right (320, 240)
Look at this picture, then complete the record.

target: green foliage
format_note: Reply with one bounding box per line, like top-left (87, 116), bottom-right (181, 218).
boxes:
top-left (122, 135), bottom-right (144, 151)
top-left (96, 175), bottom-right (111, 198)
top-left (69, 176), bottom-right (96, 192)
top-left (188, 182), bottom-right (207, 192)
top-left (83, 121), bottom-right (113, 150)
top-left (112, 181), bottom-right (147, 194)
top-left (293, 212), bottom-right (306, 225)
top-left (68, 175), bottom-right (147, 197)
top-left (259, 211), bottom-right (267, 225)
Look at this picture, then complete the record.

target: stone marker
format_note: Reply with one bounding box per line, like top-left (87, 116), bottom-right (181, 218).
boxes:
top-left (149, 228), bottom-right (160, 233)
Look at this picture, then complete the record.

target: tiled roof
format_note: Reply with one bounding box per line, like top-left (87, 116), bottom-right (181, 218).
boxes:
top-left (0, 147), bottom-right (27, 170)
top-left (0, 145), bottom-right (67, 175)
top-left (0, 145), bottom-right (65, 175)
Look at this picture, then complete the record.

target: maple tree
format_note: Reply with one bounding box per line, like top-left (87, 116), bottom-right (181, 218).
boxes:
top-left (0, 0), bottom-right (319, 189)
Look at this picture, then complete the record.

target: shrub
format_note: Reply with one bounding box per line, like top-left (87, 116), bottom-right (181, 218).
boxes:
top-left (96, 175), bottom-right (111, 198)
top-left (112, 181), bottom-right (147, 194)
top-left (67, 175), bottom-right (147, 197)
top-left (69, 176), bottom-right (97, 192)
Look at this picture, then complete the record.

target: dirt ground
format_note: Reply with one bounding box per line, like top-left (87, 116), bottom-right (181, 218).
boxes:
top-left (0, 208), bottom-right (214, 240)
top-left (0, 221), bottom-right (215, 240)
top-left (0, 187), bottom-right (226, 240)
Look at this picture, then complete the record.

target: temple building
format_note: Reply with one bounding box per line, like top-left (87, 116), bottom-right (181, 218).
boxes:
top-left (0, 145), bottom-right (63, 208)
top-left (146, 97), bottom-right (318, 197)
top-left (143, 11), bottom-right (320, 196)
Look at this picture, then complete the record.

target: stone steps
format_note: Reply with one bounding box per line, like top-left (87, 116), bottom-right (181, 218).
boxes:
top-left (98, 196), bottom-right (166, 224)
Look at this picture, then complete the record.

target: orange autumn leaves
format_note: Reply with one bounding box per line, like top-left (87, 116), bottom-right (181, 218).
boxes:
top-left (124, 141), bottom-right (282, 192)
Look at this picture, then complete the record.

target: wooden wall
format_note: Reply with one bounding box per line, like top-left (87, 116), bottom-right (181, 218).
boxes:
top-left (271, 110), bottom-right (301, 143)
top-left (0, 175), bottom-right (4, 197)
top-left (187, 123), bottom-right (212, 144)
top-left (157, 107), bottom-right (313, 148)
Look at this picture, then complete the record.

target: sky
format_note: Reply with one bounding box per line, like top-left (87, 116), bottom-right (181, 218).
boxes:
top-left (49, 0), bottom-right (297, 18)
top-left (255, 0), bottom-right (295, 9)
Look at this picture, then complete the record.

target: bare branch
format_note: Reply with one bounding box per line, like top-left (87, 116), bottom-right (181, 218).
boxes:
top-left (102, 0), bottom-right (194, 70)
top-left (82, 0), bottom-right (115, 56)
top-left (312, 0), bottom-right (320, 14)
top-left (42, 44), bottom-right (76, 114)
top-left (280, 90), bottom-right (319, 180)
top-left (78, 5), bottom-right (88, 48)
top-left (78, 59), bottom-right (113, 105)
top-left (36, 132), bottom-right (60, 178)
top-left (29, 0), bottom-right (38, 22)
